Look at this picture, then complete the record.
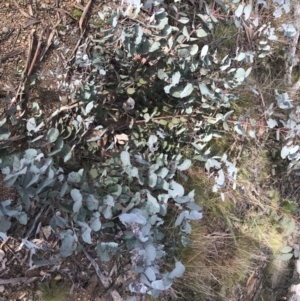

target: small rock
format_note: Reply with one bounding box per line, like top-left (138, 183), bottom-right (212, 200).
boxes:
top-left (5, 3), bottom-right (10, 8)
top-left (0, 285), bottom-right (4, 293)
top-left (2, 27), bottom-right (9, 34)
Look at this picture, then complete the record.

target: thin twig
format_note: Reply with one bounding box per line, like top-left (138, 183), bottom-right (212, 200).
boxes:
top-left (24, 205), bottom-right (46, 240)
top-left (40, 20), bottom-right (61, 61)
top-left (67, 30), bottom-right (85, 62)
top-left (24, 29), bottom-right (35, 75)
top-left (46, 101), bottom-right (83, 123)
top-left (0, 50), bottom-right (23, 63)
top-left (82, 248), bottom-right (110, 288)
top-left (79, 0), bottom-right (93, 34)
top-left (27, 28), bottom-right (44, 76)
top-left (13, 0), bottom-right (31, 18)
top-left (12, 27), bottom-right (20, 48)
top-left (0, 277), bottom-right (37, 285)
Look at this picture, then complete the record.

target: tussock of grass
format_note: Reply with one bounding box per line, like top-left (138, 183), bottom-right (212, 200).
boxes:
top-left (173, 141), bottom-right (290, 300)
top-left (37, 281), bottom-right (68, 301)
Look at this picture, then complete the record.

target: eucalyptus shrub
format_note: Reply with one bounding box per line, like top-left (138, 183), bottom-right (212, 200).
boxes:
top-left (0, 0), bottom-right (299, 298)
top-left (0, 134), bottom-right (202, 298)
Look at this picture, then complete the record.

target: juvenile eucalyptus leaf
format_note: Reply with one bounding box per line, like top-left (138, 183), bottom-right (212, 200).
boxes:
top-left (60, 182), bottom-right (69, 197)
top-left (145, 267), bottom-right (156, 281)
top-left (200, 45), bottom-right (209, 58)
top-left (267, 118), bottom-right (278, 128)
top-left (243, 4), bottom-right (252, 20)
top-left (0, 232), bottom-right (7, 240)
top-left (87, 194), bottom-right (99, 211)
top-left (151, 280), bottom-right (171, 290)
top-left (177, 159), bottom-right (191, 171)
top-left (71, 189), bottom-right (82, 213)
top-left (67, 171), bottom-right (82, 183)
top-left (281, 146), bottom-right (290, 159)
top-left (46, 128), bottom-right (60, 143)
top-left (276, 253), bottom-right (293, 261)
top-left (175, 211), bottom-right (186, 227)
top-left (279, 246), bottom-right (293, 254)
top-left (146, 193), bottom-right (160, 215)
top-left (180, 84), bottom-right (193, 98)
top-left (0, 217), bottom-right (11, 232)
top-left (121, 151), bottom-right (131, 166)
top-left (27, 118), bottom-right (36, 132)
top-left (168, 181), bottom-right (184, 198)
top-left (147, 135), bottom-right (158, 152)
top-left (148, 173), bottom-right (158, 188)
top-left (78, 221), bottom-right (92, 244)
top-left (90, 215), bottom-right (101, 231)
top-left (145, 243), bottom-right (156, 262)
top-left (168, 261), bottom-right (185, 279)
top-left (85, 101), bottom-right (94, 114)
top-left (119, 213), bottom-right (147, 226)
top-left (235, 4), bottom-right (244, 17)
top-left (60, 232), bottom-right (77, 257)
top-left (196, 28), bottom-right (207, 37)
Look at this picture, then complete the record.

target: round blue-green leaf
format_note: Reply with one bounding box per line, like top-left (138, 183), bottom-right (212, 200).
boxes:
top-left (180, 84), bottom-right (193, 98)
top-left (149, 172), bottom-right (158, 188)
top-left (85, 101), bottom-right (94, 114)
top-left (243, 4), bottom-right (252, 20)
top-left (200, 45), bottom-right (209, 57)
top-left (169, 261), bottom-right (186, 279)
top-left (196, 28), bottom-right (207, 37)
top-left (27, 118), bottom-right (36, 132)
top-left (276, 253), bottom-right (293, 261)
top-left (190, 44), bottom-right (199, 55)
top-left (47, 128), bottom-right (59, 143)
top-left (235, 4), bottom-right (244, 17)
top-left (279, 246), bottom-right (293, 254)
top-left (177, 159), bottom-right (191, 171)
top-left (121, 151), bottom-right (131, 166)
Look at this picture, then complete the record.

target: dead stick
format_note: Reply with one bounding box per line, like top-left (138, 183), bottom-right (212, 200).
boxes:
top-left (24, 205), bottom-right (46, 240)
top-left (68, 30), bottom-right (85, 62)
top-left (40, 21), bottom-right (61, 61)
top-left (24, 29), bottom-right (35, 75)
top-left (82, 248), bottom-right (110, 288)
top-left (46, 101), bottom-right (83, 123)
top-left (15, 29), bottom-right (44, 102)
top-left (27, 29), bottom-right (44, 76)
top-left (79, 0), bottom-right (92, 34)
top-left (13, 0), bottom-right (31, 18)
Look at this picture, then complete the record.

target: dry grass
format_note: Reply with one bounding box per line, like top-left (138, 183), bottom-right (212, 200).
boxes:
top-left (172, 138), bottom-right (290, 300)
top-left (37, 281), bottom-right (68, 301)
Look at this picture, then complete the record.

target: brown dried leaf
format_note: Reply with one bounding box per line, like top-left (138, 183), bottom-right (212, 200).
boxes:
top-left (114, 134), bottom-right (129, 145)
top-left (257, 120), bottom-right (266, 137)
